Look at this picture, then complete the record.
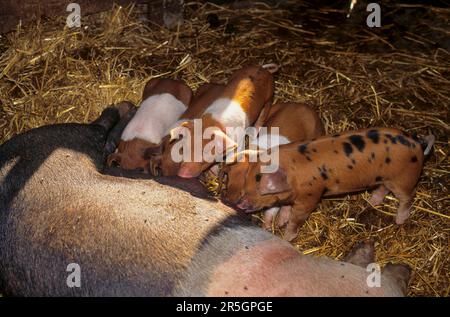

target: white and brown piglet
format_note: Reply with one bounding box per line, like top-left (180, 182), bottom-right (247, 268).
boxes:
top-left (147, 82), bottom-right (226, 176)
top-left (219, 102), bottom-right (324, 230)
top-left (169, 64), bottom-right (278, 178)
top-left (236, 128), bottom-right (435, 241)
top-left (106, 78), bottom-right (192, 172)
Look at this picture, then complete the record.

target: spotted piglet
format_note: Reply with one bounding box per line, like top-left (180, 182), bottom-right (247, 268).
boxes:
top-left (220, 102), bottom-right (324, 230)
top-left (107, 78), bottom-right (192, 172)
top-left (236, 128), bottom-right (435, 241)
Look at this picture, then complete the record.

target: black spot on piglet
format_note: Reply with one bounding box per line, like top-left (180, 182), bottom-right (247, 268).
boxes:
top-left (318, 165), bottom-right (329, 180)
top-left (396, 135), bottom-right (411, 147)
top-left (385, 157), bottom-right (391, 164)
top-left (367, 130), bottom-right (380, 144)
top-left (349, 135), bottom-right (365, 152)
top-left (343, 142), bottom-right (353, 157)
top-left (299, 144), bottom-right (308, 154)
top-left (385, 134), bottom-right (397, 144)
top-left (411, 156), bottom-right (418, 163)
top-left (375, 176), bottom-right (382, 182)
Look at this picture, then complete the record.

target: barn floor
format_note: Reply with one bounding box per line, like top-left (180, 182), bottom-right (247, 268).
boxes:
top-left (0, 1), bottom-right (448, 296)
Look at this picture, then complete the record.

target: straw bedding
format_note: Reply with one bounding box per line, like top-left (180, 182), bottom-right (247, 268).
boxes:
top-left (0, 1), bottom-right (448, 296)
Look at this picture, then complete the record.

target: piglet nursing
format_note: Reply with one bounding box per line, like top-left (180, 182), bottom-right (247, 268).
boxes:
top-left (107, 78), bottom-right (192, 171)
top-left (236, 128), bottom-right (435, 241)
top-left (148, 82), bottom-right (227, 176)
top-left (220, 102), bottom-right (324, 229)
top-left (171, 64), bottom-right (278, 178)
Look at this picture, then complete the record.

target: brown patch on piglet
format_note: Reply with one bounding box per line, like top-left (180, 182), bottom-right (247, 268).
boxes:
top-left (106, 138), bottom-right (155, 172)
top-left (142, 77), bottom-right (193, 107)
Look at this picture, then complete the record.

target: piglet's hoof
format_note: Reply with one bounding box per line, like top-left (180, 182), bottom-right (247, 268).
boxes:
top-left (262, 207), bottom-right (280, 231)
top-left (344, 239), bottom-right (375, 268)
top-left (283, 226), bottom-right (299, 242)
top-left (276, 206), bottom-right (291, 228)
top-left (261, 221), bottom-right (272, 231)
top-left (395, 208), bottom-right (411, 225)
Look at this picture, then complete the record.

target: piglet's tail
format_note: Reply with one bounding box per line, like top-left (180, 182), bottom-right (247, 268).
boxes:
top-left (420, 134), bottom-right (435, 156)
top-left (262, 63), bottom-right (279, 74)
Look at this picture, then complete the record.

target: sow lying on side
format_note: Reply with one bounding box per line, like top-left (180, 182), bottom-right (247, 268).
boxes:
top-left (0, 105), bottom-right (409, 296)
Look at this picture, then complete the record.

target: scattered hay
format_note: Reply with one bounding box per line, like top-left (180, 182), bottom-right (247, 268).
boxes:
top-left (0, 1), bottom-right (448, 296)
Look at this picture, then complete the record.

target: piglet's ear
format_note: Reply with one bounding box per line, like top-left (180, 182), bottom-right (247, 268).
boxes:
top-left (142, 78), bottom-right (160, 100)
top-left (258, 167), bottom-right (291, 195)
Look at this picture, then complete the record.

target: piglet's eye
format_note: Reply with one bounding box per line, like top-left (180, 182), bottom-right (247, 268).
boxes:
top-left (221, 172), bottom-right (228, 185)
top-left (111, 160), bottom-right (120, 168)
top-left (255, 174), bottom-right (262, 182)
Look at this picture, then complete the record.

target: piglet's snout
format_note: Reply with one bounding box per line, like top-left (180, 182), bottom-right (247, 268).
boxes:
top-left (236, 198), bottom-right (254, 212)
top-left (222, 192), bottom-right (246, 209)
top-left (106, 153), bottom-right (121, 167)
top-left (221, 195), bottom-right (240, 208)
